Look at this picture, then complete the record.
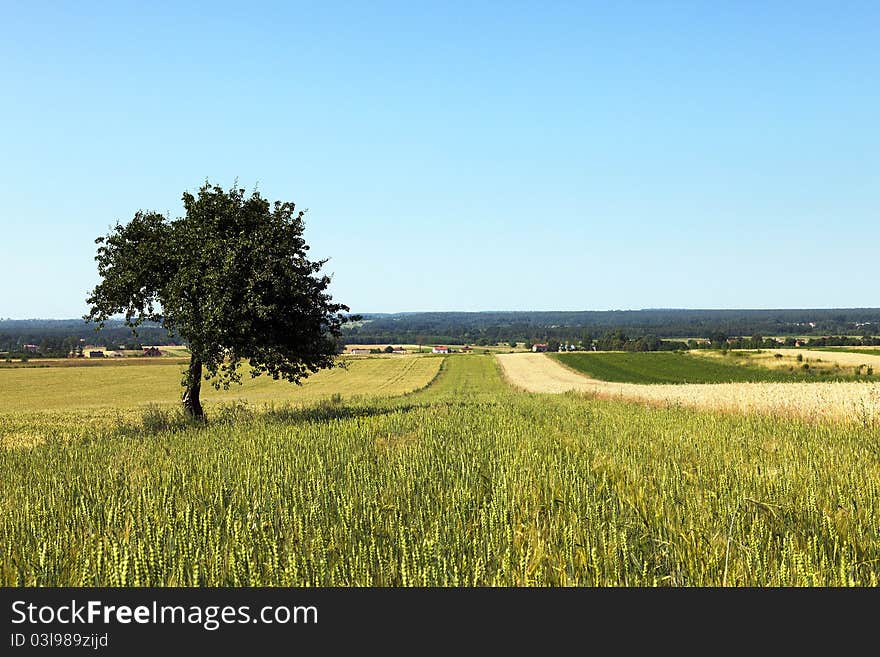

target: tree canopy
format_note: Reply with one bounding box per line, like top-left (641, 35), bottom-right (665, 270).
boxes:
top-left (86, 182), bottom-right (352, 418)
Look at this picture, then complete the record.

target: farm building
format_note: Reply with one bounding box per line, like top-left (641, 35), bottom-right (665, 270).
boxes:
top-left (432, 346), bottom-right (450, 354)
top-left (349, 348), bottom-right (371, 355)
top-left (23, 344), bottom-right (39, 353)
top-left (532, 343), bottom-right (548, 352)
top-left (87, 350), bottom-right (105, 358)
top-left (391, 347), bottom-right (407, 354)
top-left (143, 347), bottom-right (163, 357)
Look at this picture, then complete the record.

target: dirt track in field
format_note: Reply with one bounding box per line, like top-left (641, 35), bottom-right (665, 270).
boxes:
top-left (496, 352), bottom-right (880, 422)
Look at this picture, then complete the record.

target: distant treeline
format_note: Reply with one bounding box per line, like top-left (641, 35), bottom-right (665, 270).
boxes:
top-left (343, 309), bottom-right (880, 346)
top-left (0, 319), bottom-right (181, 357)
top-left (4, 309), bottom-right (880, 357)
top-left (698, 333), bottom-right (880, 350)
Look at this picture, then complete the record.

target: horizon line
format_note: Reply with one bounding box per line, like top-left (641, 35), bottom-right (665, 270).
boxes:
top-left (4, 306), bottom-right (880, 322)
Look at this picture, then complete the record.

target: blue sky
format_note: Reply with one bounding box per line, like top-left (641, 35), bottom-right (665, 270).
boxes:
top-left (1, 1), bottom-right (877, 317)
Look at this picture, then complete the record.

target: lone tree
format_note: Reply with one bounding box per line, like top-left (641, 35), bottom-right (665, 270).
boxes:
top-left (86, 181), bottom-right (352, 420)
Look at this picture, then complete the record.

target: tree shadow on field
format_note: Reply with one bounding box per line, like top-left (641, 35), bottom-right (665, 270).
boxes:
top-left (264, 398), bottom-right (501, 425)
top-left (133, 400), bottom-right (397, 433)
top-left (113, 397), bottom-right (504, 438)
top-left (265, 401), bottom-right (418, 425)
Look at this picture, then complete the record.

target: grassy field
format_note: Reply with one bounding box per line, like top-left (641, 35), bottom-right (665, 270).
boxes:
top-left (0, 355), bottom-right (444, 450)
top-left (552, 351), bottom-right (865, 384)
top-left (0, 355), bottom-right (443, 413)
top-left (498, 352), bottom-right (880, 422)
top-left (2, 354), bottom-right (879, 586)
top-left (410, 351), bottom-right (509, 400)
top-left (696, 349), bottom-right (880, 378)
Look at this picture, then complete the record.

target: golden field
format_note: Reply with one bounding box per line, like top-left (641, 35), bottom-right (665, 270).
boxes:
top-left (497, 352), bottom-right (880, 423)
top-left (0, 355), bottom-right (441, 413)
top-left (3, 354), bottom-right (879, 586)
top-left (0, 356), bottom-right (443, 450)
top-left (693, 348), bottom-right (880, 374)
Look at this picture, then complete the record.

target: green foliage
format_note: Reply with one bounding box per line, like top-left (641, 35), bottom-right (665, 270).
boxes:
top-left (552, 352), bottom-right (858, 384)
top-left (85, 181), bottom-right (353, 416)
top-left (340, 310), bottom-right (880, 345)
top-left (592, 331), bottom-right (685, 352)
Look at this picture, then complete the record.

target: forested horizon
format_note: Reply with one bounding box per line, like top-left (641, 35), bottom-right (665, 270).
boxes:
top-left (5, 308), bottom-right (879, 355)
top-left (342, 308), bottom-right (880, 345)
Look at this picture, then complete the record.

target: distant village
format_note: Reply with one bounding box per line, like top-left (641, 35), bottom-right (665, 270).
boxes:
top-left (347, 345), bottom-right (475, 356)
top-left (75, 345), bottom-right (166, 358)
top-left (529, 342), bottom-right (597, 353)
top-left (13, 342), bottom-right (167, 359)
top-left (77, 345), bottom-right (165, 358)
top-left (346, 342), bottom-right (594, 356)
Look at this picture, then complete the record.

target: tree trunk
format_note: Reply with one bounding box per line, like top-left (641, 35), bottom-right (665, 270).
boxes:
top-left (182, 356), bottom-right (205, 420)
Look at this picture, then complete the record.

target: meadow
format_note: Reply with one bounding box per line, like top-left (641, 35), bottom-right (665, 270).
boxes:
top-left (2, 353), bottom-right (879, 586)
top-left (552, 351), bottom-right (864, 384)
top-left (701, 348), bottom-right (880, 376)
top-left (0, 355), bottom-right (442, 451)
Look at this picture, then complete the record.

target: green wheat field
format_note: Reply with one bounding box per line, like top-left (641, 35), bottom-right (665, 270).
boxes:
top-left (552, 351), bottom-right (864, 384)
top-left (2, 354), bottom-right (879, 586)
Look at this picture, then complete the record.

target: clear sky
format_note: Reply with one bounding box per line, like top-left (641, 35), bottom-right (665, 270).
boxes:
top-left (1, 1), bottom-right (877, 318)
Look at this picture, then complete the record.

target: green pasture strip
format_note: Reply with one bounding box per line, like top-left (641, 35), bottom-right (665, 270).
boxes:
top-left (552, 351), bottom-right (860, 384)
top-left (406, 354), bottom-right (510, 402)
